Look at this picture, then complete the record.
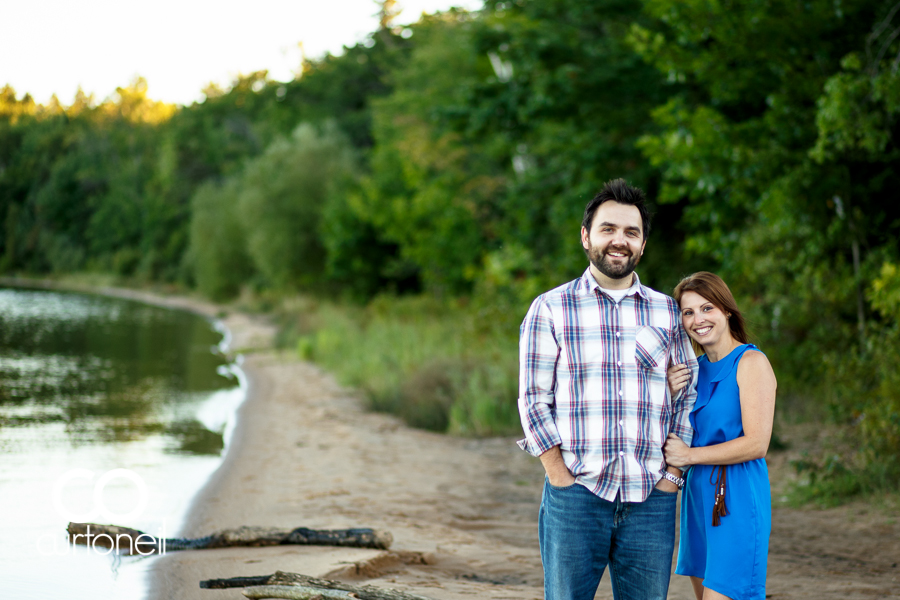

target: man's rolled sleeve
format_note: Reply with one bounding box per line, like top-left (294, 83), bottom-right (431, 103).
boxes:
top-left (669, 320), bottom-right (698, 447)
top-left (517, 296), bottom-right (562, 457)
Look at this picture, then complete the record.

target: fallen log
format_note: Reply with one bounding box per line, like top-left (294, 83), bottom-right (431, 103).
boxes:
top-left (201, 575), bottom-right (272, 589)
top-left (242, 586), bottom-right (358, 600)
top-left (200, 571), bottom-right (436, 600)
top-left (67, 523), bottom-right (392, 555)
top-left (66, 523), bottom-right (159, 554)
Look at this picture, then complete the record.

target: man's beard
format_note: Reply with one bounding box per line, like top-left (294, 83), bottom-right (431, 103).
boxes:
top-left (588, 244), bottom-right (641, 280)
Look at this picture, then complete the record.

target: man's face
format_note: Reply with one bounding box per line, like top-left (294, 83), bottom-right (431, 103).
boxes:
top-left (581, 201), bottom-right (646, 280)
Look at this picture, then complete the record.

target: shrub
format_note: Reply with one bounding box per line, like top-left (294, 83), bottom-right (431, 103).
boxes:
top-left (794, 262), bottom-right (900, 504)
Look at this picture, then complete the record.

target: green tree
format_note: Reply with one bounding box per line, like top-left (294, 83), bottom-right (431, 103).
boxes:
top-left (187, 120), bottom-right (358, 297)
top-left (632, 0), bottom-right (900, 496)
top-left (187, 178), bottom-right (254, 299)
top-left (329, 11), bottom-right (503, 296)
top-left (237, 122), bottom-right (358, 290)
top-left (631, 0), bottom-right (888, 386)
top-left (463, 0), bottom-right (678, 293)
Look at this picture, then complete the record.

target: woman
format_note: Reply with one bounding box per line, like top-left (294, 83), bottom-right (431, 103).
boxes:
top-left (665, 272), bottom-right (777, 600)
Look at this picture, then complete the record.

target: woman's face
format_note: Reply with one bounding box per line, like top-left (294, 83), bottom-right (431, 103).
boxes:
top-left (680, 290), bottom-right (732, 348)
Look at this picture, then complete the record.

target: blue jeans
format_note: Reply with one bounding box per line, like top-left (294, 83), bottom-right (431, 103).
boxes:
top-left (539, 479), bottom-right (677, 600)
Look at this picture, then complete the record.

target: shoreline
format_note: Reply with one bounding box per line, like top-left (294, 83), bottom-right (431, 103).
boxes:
top-left (0, 277), bottom-right (549, 598)
top-left (3, 277), bottom-right (895, 599)
top-left (145, 344), bottom-right (550, 600)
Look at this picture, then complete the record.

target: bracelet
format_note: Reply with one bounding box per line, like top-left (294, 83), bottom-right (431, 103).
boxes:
top-left (661, 470), bottom-right (685, 489)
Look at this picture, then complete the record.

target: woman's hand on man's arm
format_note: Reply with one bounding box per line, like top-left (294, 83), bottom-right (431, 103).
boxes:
top-left (667, 363), bottom-right (691, 396)
top-left (665, 350), bottom-right (777, 467)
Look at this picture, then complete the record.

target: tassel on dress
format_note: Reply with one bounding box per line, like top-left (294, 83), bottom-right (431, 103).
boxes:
top-left (710, 465), bottom-right (729, 527)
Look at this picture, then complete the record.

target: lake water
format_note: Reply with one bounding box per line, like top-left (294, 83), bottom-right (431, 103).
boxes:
top-left (0, 287), bottom-right (245, 599)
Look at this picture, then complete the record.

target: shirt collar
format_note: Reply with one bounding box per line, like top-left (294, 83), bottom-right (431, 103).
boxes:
top-left (580, 267), bottom-right (649, 300)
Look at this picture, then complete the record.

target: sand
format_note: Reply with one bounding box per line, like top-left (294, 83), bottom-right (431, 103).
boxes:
top-left (10, 280), bottom-right (891, 600)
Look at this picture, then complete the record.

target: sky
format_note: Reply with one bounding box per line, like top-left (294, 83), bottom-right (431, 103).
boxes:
top-left (0, 0), bottom-right (483, 107)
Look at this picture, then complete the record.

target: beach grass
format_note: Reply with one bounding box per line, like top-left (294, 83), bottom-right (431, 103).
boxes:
top-left (276, 294), bottom-right (521, 436)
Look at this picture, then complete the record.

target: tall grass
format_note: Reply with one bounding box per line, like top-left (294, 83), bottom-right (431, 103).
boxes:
top-left (282, 294), bottom-right (521, 436)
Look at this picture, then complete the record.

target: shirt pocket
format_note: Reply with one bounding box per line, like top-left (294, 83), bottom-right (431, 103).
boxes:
top-left (634, 326), bottom-right (670, 370)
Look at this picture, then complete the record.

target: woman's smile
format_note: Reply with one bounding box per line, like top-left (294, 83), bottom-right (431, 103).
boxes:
top-left (680, 290), bottom-right (732, 351)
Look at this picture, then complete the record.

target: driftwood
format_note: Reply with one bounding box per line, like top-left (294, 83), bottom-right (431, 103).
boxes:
top-left (242, 586), bottom-right (358, 599)
top-left (200, 571), bottom-right (436, 600)
top-left (67, 522), bottom-right (392, 555)
top-left (66, 523), bottom-right (159, 554)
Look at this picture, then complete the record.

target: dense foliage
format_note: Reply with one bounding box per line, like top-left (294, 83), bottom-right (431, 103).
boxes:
top-left (3, 0), bottom-right (898, 500)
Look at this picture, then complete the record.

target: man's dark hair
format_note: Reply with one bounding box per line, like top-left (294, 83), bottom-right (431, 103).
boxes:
top-left (581, 179), bottom-right (653, 239)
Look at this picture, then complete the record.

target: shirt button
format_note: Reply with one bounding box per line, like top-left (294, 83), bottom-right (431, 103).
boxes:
top-left (618, 390), bottom-right (623, 396)
top-left (616, 332), bottom-right (620, 338)
top-left (617, 360), bottom-right (622, 366)
top-left (619, 451), bottom-right (625, 457)
top-left (619, 420), bottom-right (624, 426)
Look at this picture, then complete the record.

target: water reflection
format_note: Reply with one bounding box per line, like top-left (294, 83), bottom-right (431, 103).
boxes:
top-left (0, 287), bottom-right (246, 600)
top-left (0, 288), bottom-right (234, 454)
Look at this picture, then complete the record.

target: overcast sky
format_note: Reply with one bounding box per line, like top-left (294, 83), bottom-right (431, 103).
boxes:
top-left (0, 0), bottom-right (483, 106)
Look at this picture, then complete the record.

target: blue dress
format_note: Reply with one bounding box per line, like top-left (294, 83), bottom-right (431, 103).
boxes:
top-left (675, 344), bottom-right (771, 600)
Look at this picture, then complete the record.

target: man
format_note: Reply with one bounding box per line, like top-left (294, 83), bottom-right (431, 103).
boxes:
top-left (517, 178), bottom-right (698, 600)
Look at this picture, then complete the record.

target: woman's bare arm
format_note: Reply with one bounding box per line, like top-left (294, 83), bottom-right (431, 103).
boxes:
top-left (664, 350), bottom-right (777, 467)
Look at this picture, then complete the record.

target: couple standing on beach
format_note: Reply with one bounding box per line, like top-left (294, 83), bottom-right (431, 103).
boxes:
top-left (517, 179), bottom-right (778, 600)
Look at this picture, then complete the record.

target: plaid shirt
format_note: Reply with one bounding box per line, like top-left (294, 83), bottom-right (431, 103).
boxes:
top-left (517, 268), bottom-right (698, 502)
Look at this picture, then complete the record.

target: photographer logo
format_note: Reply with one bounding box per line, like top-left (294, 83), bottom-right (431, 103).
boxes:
top-left (38, 468), bottom-right (165, 557)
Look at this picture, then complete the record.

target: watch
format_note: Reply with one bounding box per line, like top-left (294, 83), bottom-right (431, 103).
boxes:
top-left (661, 470), bottom-right (685, 489)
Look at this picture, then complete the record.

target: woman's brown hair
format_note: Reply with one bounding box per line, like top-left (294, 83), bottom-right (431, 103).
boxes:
top-left (673, 272), bottom-right (749, 355)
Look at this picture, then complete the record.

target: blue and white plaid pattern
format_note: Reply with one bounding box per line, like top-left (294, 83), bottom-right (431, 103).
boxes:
top-left (518, 269), bottom-right (698, 502)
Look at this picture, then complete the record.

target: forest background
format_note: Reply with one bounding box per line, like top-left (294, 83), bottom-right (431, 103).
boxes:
top-left (2, 0), bottom-right (899, 505)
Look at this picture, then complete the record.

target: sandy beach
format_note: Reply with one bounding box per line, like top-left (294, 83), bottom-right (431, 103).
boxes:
top-left (28, 282), bottom-right (893, 600)
top-left (146, 307), bottom-right (550, 600)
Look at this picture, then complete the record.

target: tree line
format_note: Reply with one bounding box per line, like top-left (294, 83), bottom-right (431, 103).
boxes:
top-left (2, 0), bottom-right (898, 500)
